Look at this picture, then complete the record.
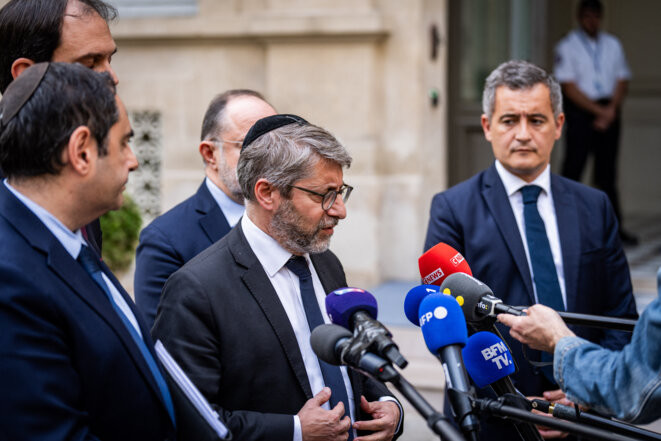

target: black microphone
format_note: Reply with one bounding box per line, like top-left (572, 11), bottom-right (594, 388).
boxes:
top-left (419, 293), bottom-right (480, 441)
top-left (325, 287), bottom-right (407, 368)
top-left (310, 324), bottom-right (466, 441)
top-left (310, 323), bottom-right (396, 379)
top-left (441, 273), bottom-right (637, 332)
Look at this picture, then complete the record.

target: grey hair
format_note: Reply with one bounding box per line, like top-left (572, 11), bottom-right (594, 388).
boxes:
top-left (237, 122), bottom-right (352, 202)
top-left (482, 60), bottom-right (563, 120)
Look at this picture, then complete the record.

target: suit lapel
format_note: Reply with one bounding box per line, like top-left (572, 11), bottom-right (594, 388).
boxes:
top-left (195, 181), bottom-right (232, 243)
top-left (481, 166), bottom-right (535, 303)
top-left (229, 224), bottom-right (313, 398)
top-left (551, 175), bottom-right (580, 311)
top-left (0, 186), bottom-right (168, 416)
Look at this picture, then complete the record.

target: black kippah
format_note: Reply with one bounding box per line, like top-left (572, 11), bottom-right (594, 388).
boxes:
top-left (241, 114), bottom-right (308, 150)
top-left (0, 63), bottom-right (50, 131)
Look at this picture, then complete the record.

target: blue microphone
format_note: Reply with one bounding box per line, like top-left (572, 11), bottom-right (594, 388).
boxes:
top-left (462, 331), bottom-right (516, 389)
top-left (404, 284), bottom-right (440, 326)
top-left (419, 293), bottom-right (479, 440)
top-left (326, 287), bottom-right (407, 368)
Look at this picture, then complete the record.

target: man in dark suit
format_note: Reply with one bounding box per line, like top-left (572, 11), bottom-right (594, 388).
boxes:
top-left (424, 60), bottom-right (637, 439)
top-left (0, 63), bottom-right (175, 440)
top-left (135, 90), bottom-right (276, 327)
top-left (0, 0), bottom-right (121, 255)
top-left (154, 115), bottom-right (402, 441)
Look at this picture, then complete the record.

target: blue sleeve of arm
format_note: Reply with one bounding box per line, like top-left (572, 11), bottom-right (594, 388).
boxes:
top-left (424, 192), bottom-right (464, 253)
top-left (134, 224), bottom-right (185, 329)
top-left (555, 291), bottom-right (661, 424)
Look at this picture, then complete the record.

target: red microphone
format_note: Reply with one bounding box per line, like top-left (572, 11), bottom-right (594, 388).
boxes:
top-left (418, 243), bottom-right (472, 286)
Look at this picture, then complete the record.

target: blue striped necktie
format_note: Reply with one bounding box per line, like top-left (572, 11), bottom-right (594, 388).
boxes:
top-left (78, 245), bottom-right (176, 425)
top-left (286, 256), bottom-right (353, 440)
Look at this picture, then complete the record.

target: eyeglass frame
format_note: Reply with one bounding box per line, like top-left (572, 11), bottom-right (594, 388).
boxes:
top-left (288, 183), bottom-right (353, 211)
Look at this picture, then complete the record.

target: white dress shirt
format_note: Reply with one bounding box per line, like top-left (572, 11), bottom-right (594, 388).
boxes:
top-left (241, 215), bottom-right (356, 441)
top-left (554, 29), bottom-right (631, 100)
top-left (205, 177), bottom-right (244, 227)
top-left (494, 162), bottom-right (567, 308)
top-left (4, 180), bottom-right (142, 335)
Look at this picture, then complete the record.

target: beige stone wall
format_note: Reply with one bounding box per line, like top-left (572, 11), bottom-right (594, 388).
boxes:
top-left (110, 0), bottom-right (450, 288)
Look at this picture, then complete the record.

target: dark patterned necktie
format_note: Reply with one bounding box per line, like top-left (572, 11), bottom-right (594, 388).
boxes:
top-left (286, 256), bottom-right (353, 439)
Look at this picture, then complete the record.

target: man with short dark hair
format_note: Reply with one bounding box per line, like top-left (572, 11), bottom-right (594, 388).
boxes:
top-left (0, 0), bottom-right (120, 254)
top-left (0, 62), bottom-right (175, 440)
top-left (135, 89), bottom-right (276, 327)
top-left (153, 115), bottom-right (403, 441)
top-left (424, 60), bottom-right (637, 440)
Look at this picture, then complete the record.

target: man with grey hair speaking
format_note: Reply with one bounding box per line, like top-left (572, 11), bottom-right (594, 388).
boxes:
top-left (424, 60), bottom-right (636, 440)
top-left (153, 114), bottom-right (402, 441)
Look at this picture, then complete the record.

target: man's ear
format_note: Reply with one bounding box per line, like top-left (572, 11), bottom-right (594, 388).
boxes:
top-left (199, 141), bottom-right (216, 167)
top-left (481, 114), bottom-right (493, 142)
top-left (11, 58), bottom-right (35, 80)
top-left (66, 126), bottom-right (96, 176)
top-left (254, 178), bottom-right (278, 211)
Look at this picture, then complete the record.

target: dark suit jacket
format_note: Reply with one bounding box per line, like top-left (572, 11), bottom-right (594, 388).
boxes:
top-left (0, 184), bottom-right (175, 441)
top-left (424, 165), bottom-right (638, 397)
top-left (135, 181), bottom-right (232, 327)
top-left (153, 223), bottom-right (400, 441)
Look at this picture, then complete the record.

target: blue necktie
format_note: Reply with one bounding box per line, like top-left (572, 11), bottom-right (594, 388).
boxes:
top-left (78, 245), bottom-right (176, 425)
top-left (521, 186), bottom-right (564, 384)
top-left (286, 256), bottom-right (353, 438)
top-left (521, 185), bottom-right (565, 312)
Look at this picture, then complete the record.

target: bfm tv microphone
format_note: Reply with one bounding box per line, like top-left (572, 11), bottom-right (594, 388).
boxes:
top-left (463, 332), bottom-right (544, 441)
top-left (325, 287), bottom-right (408, 368)
top-left (419, 243), bottom-right (472, 286)
top-left (403, 284), bottom-right (440, 326)
top-left (419, 293), bottom-right (479, 440)
top-left (462, 331), bottom-right (516, 390)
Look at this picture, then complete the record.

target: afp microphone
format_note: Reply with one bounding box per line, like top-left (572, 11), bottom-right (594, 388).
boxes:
top-left (419, 293), bottom-right (480, 440)
top-left (326, 287), bottom-right (408, 368)
top-left (419, 243), bottom-right (472, 286)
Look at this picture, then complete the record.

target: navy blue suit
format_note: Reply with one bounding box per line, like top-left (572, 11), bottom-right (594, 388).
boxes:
top-left (0, 184), bottom-right (175, 441)
top-left (424, 165), bottom-right (637, 394)
top-left (135, 181), bottom-right (232, 327)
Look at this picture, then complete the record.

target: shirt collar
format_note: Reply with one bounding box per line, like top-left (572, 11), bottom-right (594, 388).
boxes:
top-left (494, 160), bottom-right (552, 198)
top-left (241, 214), bottom-right (310, 277)
top-left (205, 177), bottom-right (245, 227)
top-left (4, 180), bottom-right (86, 258)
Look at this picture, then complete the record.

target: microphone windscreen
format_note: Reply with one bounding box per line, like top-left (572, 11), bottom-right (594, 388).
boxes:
top-left (404, 284), bottom-right (440, 326)
top-left (310, 324), bottom-right (351, 366)
top-left (419, 243), bottom-right (472, 286)
top-left (325, 287), bottom-right (378, 330)
top-left (440, 273), bottom-right (493, 322)
top-left (419, 293), bottom-right (468, 353)
top-left (462, 331), bottom-right (515, 388)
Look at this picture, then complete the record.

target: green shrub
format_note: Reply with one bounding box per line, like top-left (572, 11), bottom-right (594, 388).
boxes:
top-left (100, 194), bottom-right (142, 272)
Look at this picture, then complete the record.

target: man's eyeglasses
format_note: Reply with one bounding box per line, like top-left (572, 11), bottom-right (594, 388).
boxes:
top-left (210, 138), bottom-right (243, 147)
top-left (289, 184), bottom-right (353, 211)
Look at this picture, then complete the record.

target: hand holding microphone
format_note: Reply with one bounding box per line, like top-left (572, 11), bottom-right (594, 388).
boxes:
top-left (498, 304), bottom-right (576, 354)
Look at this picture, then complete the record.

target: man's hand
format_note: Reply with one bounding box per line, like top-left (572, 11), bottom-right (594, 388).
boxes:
top-left (298, 388), bottom-right (352, 441)
top-left (352, 396), bottom-right (400, 441)
top-left (593, 104), bottom-right (616, 131)
top-left (497, 304), bottom-right (575, 353)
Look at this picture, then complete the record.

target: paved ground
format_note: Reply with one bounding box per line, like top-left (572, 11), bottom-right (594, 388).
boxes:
top-left (369, 214), bottom-right (661, 439)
